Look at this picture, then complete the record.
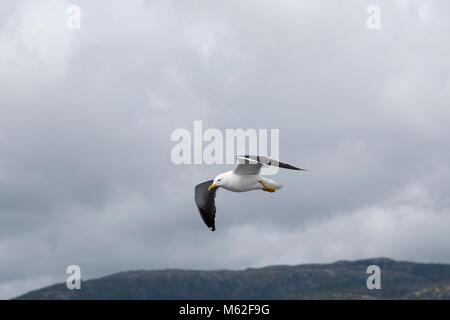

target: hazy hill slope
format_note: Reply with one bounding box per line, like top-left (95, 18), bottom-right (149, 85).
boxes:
top-left (15, 258), bottom-right (450, 300)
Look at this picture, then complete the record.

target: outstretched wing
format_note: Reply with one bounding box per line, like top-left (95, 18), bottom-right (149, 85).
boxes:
top-left (233, 156), bottom-right (264, 175)
top-left (194, 180), bottom-right (218, 231)
top-left (233, 155), bottom-right (306, 175)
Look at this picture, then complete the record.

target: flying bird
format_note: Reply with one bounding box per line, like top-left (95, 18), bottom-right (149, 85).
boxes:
top-left (194, 155), bottom-right (305, 231)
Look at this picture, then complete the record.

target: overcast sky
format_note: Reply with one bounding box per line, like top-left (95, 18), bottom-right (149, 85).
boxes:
top-left (1, 0), bottom-right (450, 299)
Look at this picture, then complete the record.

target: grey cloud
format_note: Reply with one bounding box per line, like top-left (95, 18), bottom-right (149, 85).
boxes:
top-left (0, 0), bottom-right (450, 299)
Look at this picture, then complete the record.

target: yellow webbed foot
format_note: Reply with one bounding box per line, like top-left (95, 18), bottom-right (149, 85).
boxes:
top-left (259, 181), bottom-right (276, 193)
top-left (263, 187), bottom-right (276, 193)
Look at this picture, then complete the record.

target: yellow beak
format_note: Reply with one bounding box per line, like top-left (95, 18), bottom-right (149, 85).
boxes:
top-left (208, 183), bottom-right (217, 190)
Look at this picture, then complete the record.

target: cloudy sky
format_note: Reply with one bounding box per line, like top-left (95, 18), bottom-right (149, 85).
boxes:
top-left (1, 0), bottom-right (450, 299)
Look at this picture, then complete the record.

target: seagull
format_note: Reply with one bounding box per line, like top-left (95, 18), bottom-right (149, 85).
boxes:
top-left (195, 155), bottom-right (305, 231)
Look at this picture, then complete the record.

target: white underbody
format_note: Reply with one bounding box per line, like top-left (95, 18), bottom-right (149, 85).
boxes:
top-left (218, 171), bottom-right (283, 192)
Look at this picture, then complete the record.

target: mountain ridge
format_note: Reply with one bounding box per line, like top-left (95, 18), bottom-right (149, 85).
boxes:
top-left (15, 258), bottom-right (450, 300)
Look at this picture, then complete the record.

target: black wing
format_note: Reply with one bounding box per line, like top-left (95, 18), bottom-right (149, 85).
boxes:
top-left (194, 180), bottom-right (218, 231)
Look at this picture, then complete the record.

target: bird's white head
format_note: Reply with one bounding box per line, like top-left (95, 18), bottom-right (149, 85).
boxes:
top-left (209, 172), bottom-right (229, 190)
